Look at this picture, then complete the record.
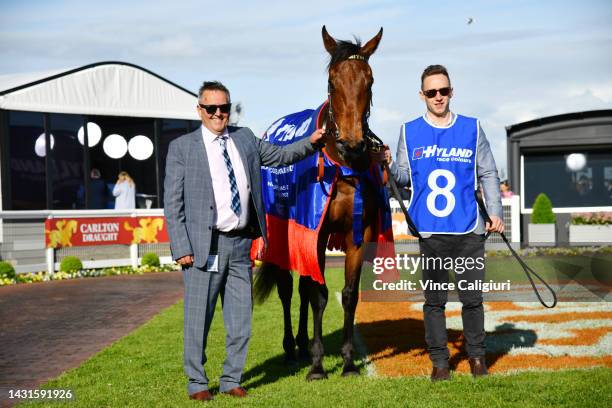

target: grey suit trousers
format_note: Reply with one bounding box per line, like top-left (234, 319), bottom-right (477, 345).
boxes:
top-left (182, 231), bottom-right (252, 394)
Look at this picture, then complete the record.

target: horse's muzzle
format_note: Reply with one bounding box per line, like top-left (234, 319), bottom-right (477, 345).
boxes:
top-left (337, 139), bottom-right (367, 162)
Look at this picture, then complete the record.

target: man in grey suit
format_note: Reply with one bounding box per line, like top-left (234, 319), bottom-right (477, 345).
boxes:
top-left (164, 81), bottom-right (323, 401)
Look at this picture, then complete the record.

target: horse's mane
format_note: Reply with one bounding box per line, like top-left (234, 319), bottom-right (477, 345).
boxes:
top-left (327, 37), bottom-right (362, 71)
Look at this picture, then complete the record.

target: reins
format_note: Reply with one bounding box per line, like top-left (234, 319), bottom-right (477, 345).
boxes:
top-left (377, 149), bottom-right (557, 308)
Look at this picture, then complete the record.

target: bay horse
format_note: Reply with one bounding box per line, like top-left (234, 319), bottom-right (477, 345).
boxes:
top-left (255, 26), bottom-right (388, 380)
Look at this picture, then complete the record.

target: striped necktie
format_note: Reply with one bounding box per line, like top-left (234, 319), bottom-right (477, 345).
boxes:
top-left (218, 136), bottom-right (241, 216)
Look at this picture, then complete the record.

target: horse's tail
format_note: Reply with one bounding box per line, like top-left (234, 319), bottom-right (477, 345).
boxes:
top-left (253, 262), bottom-right (278, 305)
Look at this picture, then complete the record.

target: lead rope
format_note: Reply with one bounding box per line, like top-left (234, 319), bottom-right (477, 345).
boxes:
top-left (381, 160), bottom-right (557, 308)
top-left (474, 191), bottom-right (557, 308)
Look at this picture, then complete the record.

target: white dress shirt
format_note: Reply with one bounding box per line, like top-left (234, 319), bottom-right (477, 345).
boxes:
top-left (201, 125), bottom-right (250, 231)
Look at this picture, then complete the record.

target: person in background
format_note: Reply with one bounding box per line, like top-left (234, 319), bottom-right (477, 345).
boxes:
top-left (89, 168), bottom-right (109, 209)
top-left (113, 171), bottom-right (136, 209)
top-left (500, 180), bottom-right (514, 198)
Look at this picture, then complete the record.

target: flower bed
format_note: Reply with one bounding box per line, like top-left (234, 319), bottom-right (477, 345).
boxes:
top-left (570, 212), bottom-right (612, 226)
top-left (0, 263), bottom-right (180, 286)
top-left (486, 246), bottom-right (612, 257)
top-left (569, 212), bottom-right (612, 244)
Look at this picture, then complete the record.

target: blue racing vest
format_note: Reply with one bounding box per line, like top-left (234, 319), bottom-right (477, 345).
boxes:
top-left (404, 114), bottom-right (479, 234)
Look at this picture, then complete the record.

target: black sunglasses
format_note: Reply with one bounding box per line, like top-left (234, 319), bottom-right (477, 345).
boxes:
top-left (423, 87), bottom-right (451, 98)
top-left (198, 103), bottom-right (231, 115)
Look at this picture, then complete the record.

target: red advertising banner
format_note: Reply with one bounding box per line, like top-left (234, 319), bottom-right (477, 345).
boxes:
top-left (45, 217), bottom-right (169, 248)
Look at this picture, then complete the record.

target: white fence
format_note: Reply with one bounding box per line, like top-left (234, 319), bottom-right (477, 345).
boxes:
top-left (389, 195), bottom-right (521, 250)
top-left (1, 196), bottom-right (522, 273)
top-left (0, 209), bottom-right (173, 274)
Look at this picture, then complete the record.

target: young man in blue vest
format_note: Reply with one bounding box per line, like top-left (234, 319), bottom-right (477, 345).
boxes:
top-left (387, 65), bottom-right (504, 381)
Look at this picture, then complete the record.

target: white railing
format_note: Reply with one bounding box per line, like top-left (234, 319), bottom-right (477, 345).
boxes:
top-left (2, 198), bottom-right (523, 273)
top-left (389, 195), bottom-right (521, 244)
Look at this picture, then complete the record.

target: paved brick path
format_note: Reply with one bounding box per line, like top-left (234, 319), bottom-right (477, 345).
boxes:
top-left (0, 272), bottom-right (183, 408)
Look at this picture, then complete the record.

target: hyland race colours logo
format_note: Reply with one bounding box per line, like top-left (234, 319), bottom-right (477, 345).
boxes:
top-left (412, 145), bottom-right (474, 163)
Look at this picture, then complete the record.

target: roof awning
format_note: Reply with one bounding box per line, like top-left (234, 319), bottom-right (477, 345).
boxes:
top-left (0, 62), bottom-right (199, 120)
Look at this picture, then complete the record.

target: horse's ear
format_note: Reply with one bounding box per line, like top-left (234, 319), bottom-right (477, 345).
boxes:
top-left (322, 25), bottom-right (337, 55)
top-left (361, 27), bottom-right (383, 58)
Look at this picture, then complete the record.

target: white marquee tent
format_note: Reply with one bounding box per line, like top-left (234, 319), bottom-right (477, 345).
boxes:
top-left (0, 61), bottom-right (199, 120)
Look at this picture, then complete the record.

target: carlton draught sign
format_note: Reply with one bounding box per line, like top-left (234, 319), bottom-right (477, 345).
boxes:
top-left (45, 217), bottom-right (169, 248)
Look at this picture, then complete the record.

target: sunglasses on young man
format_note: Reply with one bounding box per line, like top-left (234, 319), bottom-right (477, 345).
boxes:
top-left (423, 87), bottom-right (451, 98)
top-left (198, 103), bottom-right (232, 115)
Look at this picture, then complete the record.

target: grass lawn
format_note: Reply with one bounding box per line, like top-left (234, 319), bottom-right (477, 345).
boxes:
top-left (21, 267), bottom-right (612, 407)
top-left (485, 254), bottom-right (612, 282)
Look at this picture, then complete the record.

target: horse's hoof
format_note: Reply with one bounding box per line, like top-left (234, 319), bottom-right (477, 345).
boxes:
top-left (341, 368), bottom-right (360, 377)
top-left (306, 368), bottom-right (328, 381)
top-left (342, 363), bottom-right (360, 377)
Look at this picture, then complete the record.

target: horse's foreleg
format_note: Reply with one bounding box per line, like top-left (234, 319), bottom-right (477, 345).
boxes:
top-left (296, 276), bottom-right (310, 360)
top-left (276, 269), bottom-right (296, 363)
top-left (306, 281), bottom-right (328, 380)
top-left (340, 243), bottom-right (364, 376)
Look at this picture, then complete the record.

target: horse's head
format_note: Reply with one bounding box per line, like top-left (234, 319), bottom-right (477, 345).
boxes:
top-left (322, 25), bottom-right (382, 167)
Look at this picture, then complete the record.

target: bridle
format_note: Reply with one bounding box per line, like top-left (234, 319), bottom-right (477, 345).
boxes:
top-left (316, 53), bottom-right (388, 186)
top-left (325, 54), bottom-right (385, 156)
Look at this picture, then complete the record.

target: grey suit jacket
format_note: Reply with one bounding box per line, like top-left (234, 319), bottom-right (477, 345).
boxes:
top-left (164, 125), bottom-right (316, 269)
top-left (389, 116), bottom-right (502, 235)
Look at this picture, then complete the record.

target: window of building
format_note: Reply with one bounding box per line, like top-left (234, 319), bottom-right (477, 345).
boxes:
top-left (8, 111), bottom-right (46, 210)
top-left (87, 115), bottom-right (156, 209)
top-left (157, 119), bottom-right (190, 208)
top-left (189, 120), bottom-right (201, 132)
top-left (3, 111), bottom-right (199, 211)
top-left (48, 113), bottom-right (86, 209)
top-left (523, 150), bottom-right (612, 208)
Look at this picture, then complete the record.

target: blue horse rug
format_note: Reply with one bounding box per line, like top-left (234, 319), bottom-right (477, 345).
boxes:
top-left (251, 102), bottom-right (396, 284)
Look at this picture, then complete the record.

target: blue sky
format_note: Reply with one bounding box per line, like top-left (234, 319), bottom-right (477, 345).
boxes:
top-left (1, 0), bottom-right (611, 176)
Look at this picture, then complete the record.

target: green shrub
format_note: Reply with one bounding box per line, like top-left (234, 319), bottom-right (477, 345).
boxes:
top-left (531, 193), bottom-right (556, 224)
top-left (141, 252), bottom-right (160, 267)
top-left (0, 261), bottom-right (16, 279)
top-left (60, 256), bottom-right (83, 272)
